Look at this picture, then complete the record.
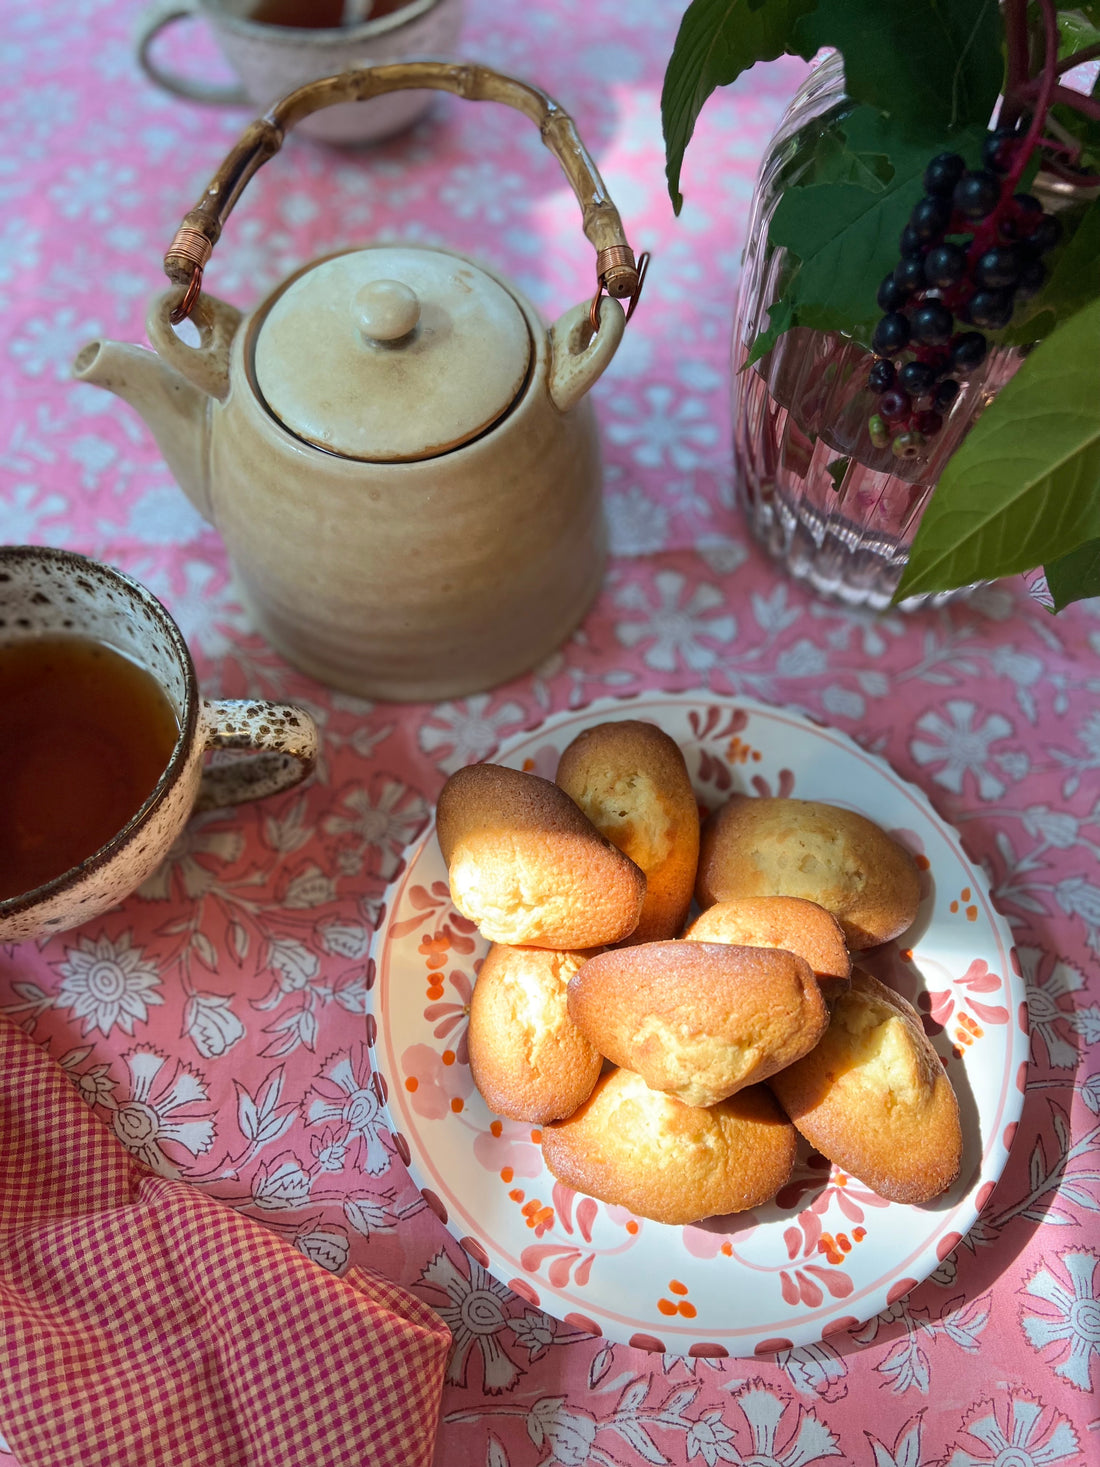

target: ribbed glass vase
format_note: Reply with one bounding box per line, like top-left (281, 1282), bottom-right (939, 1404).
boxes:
top-left (731, 55), bottom-right (1024, 610)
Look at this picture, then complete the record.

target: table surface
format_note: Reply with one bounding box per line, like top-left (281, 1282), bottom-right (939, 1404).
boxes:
top-left (3, 2), bottom-right (1100, 1463)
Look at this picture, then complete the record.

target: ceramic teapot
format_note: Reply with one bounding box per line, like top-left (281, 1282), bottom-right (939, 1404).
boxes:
top-left (74, 62), bottom-right (645, 702)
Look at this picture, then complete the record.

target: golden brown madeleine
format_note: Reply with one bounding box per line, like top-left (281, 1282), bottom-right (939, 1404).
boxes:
top-left (436, 762), bottom-right (646, 948)
top-left (768, 969), bottom-right (963, 1204)
top-left (556, 719), bottom-right (700, 944)
top-left (566, 940), bottom-right (828, 1108)
top-left (695, 795), bottom-right (921, 949)
top-left (684, 895), bottom-right (851, 998)
top-left (468, 943), bottom-right (602, 1123)
top-left (541, 1068), bottom-right (798, 1225)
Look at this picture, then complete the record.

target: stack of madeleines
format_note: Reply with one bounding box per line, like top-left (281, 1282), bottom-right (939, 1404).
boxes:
top-left (435, 719), bottom-right (963, 1226)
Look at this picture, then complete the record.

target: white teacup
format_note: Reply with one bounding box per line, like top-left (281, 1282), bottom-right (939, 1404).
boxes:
top-left (0, 546), bottom-right (318, 944)
top-left (134, 0), bottom-right (465, 144)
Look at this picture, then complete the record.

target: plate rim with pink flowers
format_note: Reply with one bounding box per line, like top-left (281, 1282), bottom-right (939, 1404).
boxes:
top-left (365, 692), bottom-right (1028, 1356)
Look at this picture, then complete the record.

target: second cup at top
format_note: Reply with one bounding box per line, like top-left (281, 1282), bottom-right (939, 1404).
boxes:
top-left (135, 0), bottom-right (465, 144)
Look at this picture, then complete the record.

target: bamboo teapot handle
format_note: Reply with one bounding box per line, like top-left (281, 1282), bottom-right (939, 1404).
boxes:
top-left (162, 60), bottom-right (646, 329)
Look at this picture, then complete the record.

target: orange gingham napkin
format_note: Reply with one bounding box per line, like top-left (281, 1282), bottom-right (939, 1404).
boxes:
top-left (0, 1013), bottom-right (451, 1467)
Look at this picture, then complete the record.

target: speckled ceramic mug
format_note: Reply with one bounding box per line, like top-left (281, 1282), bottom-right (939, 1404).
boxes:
top-left (0, 546), bottom-right (318, 944)
top-left (134, 0), bottom-right (465, 144)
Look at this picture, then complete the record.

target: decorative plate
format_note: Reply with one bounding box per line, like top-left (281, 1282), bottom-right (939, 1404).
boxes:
top-left (365, 693), bottom-right (1027, 1356)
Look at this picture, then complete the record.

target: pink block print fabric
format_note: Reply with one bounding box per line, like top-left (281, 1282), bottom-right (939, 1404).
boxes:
top-left (1, 1), bottom-right (1099, 1464)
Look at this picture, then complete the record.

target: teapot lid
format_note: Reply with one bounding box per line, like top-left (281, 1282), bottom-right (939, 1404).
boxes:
top-left (253, 245), bottom-right (531, 462)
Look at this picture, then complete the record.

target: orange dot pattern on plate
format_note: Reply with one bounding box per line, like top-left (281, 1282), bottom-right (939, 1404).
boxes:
top-left (505, 1184), bottom-right (554, 1230)
top-left (657, 1280), bottom-right (697, 1318)
top-left (948, 887), bottom-right (979, 921)
top-left (817, 1226), bottom-right (868, 1266)
top-left (726, 736), bottom-right (761, 765)
top-left (954, 1011), bottom-right (986, 1049)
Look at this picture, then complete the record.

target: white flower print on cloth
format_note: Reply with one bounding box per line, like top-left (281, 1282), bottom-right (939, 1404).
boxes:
top-left (1017, 946), bottom-right (1088, 1069)
top-left (55, 932), bottom-right (163, 1038)
top-left (943, 1391), bottom-right (1079, 1467)
top-left (418, 694), bottom-right (527, 775)
top-left (306, 1045), bottom-right (390, 1176)
top-left (615, 570), bottom-right (737, 673)
top-left (910, 701), bottom-right (1014, 799)
top-left (604, 381), bottom-right (721, 471)
top-left (720, 1381), bottom-right (841, 1466)
top-left (421, 1248), bottom-right (525, 1393)
top-left (686, 1410), bottom-right (738, 1465)
top-left (322, 774), bottom-right (429, 880)
top-left (138, 819), bottom-right (245, 902)
top-left (1020, 1250), bottom-right (1100, 1391)
top-left (1054, 876), bottom-right (1100, 954)
top-left (111, 1048), bottom-right (216, 1178)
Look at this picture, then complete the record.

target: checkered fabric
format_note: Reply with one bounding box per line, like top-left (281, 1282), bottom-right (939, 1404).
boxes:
top-left (0, 1014), bottom-right (451, 1467)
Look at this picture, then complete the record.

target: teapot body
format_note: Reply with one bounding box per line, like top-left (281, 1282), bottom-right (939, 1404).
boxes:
top-left (207, 254), bottom-right (608, 701)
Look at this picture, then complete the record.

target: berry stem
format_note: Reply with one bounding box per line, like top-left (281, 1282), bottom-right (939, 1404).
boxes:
top-left (1000, 0), bottom-right (1033, 131)
top-left (1020, 82), bottom-right (1100, 123)
top-left (1056, 40), bottom-right (1100, 75)
top-left (1003, 0), bottom-right (1061, 196)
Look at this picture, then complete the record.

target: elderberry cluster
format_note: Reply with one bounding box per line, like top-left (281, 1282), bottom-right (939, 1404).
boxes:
top-left (865, 127), bottom-right (1062, 460)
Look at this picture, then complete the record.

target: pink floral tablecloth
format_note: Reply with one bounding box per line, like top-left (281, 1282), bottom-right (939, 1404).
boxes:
top-left (3, 2), bottom-right (1099, 1464)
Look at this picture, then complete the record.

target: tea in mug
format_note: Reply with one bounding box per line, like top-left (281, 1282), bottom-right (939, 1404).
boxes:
top-left (0, 635), bottom-right (180, 901)
top-left (248, 0), bottom-right (410, 26)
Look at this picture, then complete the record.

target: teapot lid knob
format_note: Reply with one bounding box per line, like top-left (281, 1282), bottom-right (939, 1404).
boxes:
top-left (356, 279), bottom-right (420, 343)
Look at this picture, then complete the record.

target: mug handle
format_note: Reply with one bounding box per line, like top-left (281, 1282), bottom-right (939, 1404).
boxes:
top-left (135, 0), bottom-right (251, 106)
top-left (195, 698), bottom-right (318, 812)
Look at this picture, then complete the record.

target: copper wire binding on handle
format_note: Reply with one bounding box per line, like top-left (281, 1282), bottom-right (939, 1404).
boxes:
top-left (165, 227), bottom-right (213, 324)
top-left (590, 247), bottom-right (650, 332)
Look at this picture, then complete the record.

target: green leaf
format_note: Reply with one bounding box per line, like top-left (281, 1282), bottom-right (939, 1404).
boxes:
top-left (661, 0), bottom-right (818, 212)
top-left (894, 298), bottom-right (1100, 601)
top-left (766, 112), bottom-right (987, 348)
top-left (791, 0), bottom-right (1004, 137)
top-left (1045, 537), bottom-right (1100, 610)
top-left (1057, 10), bottom-right (1100, 60)
top-left (745, 296), bottom-right (797, 366)
top-left (1002, 195), bottom-right (1100, 346)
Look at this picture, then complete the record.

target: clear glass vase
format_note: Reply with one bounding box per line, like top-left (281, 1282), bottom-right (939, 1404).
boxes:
top-left (731, 55), bottom-right (1023, 610)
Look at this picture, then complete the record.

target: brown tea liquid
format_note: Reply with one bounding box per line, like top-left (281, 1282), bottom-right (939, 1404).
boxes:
top-left (248, 0), bottom-right (410, 27)
top-left (0, 635), bottom-right (180, 901)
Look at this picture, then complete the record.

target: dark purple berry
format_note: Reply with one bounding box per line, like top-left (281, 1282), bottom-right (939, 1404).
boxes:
top-left (1000, 194), bottom-right (1043, 240)
top-left (968, 289), bottom-right (1014, 330)
top-left (982, 126), bottom-right (1020, 175)
top-left (910, 301), bottom-right (954, 346)
top-left (1032, 213), bottom-right (1063, 253)
top-left (894, 257), bottom-right (927, 295)
top-left (879, 387), bottom-right (911, 421)
top-left (912, 409), bottom-right (944, 437)
top-left (953, 169), bottom-right (1002, 221)
top-left (898, 360), bottom-right (937, 396)
top-left (899, 224), bottom-right (926, 258)
top-left (1015, 258), bottom-right (1047, 300)
top-left (872, 313), bottom-right (911, 356)
top-left (877, 273), bottom-right (907, 313)
top-left (868, 358), bottom-right (896, 393)
top-left (934, 378), bottom-right (960, 410)
top-left (910, 194), bottom-right (952, 241)
top-left (951, 331), bottom-right (988, 373)
top-left (923, 242), bottom-right (967, 289)
top-left (923, 152), bottom-right (965, 197)
top-left (973, 247), bottom-right (1021, 290)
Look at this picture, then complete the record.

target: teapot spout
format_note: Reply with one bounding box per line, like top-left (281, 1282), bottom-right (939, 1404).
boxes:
top-left (73, 339), bottom-right (214, 521)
